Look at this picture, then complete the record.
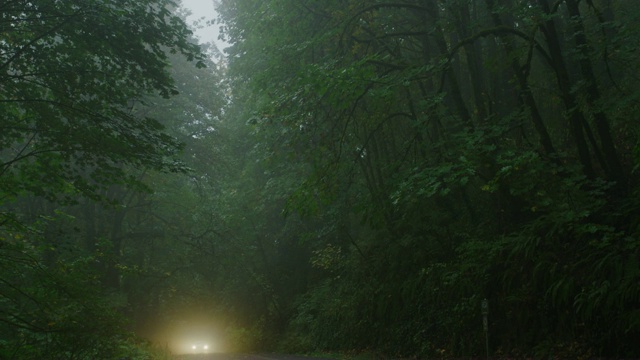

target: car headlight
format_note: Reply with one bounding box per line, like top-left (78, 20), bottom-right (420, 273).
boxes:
top-left (191, 344), bottom-right (210, 352)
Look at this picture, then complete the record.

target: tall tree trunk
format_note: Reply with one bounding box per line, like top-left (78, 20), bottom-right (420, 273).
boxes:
top-left (454, 2), bottom-right (490, 122)
top-left (422, 0), bottom-right (472, 127)
top-left (106, 207), bottom-right (126, 289)
top-left (535, 0), bottom-right (597, 177)
top-left (565, 0), bottom-right (625, 187)
top-left (484, 0), bottom-right (557, 158)
top-left (83, 200), bottom-right (96, 254)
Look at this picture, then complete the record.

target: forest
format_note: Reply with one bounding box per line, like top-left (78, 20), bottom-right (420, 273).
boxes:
top-left (1, 0), bottom-right (639, 359)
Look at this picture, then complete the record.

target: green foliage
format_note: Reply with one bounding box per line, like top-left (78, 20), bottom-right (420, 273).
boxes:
top-left (216, 0), bottom-right (640, 357)
top-left (224, 323), bottom-right (267, 353)
top-left (0, 0), bottom-right (227, 357)
top-left (0, 225), bottom-right (131, 359)
top-left (0, 0), bottom-right (204, 203)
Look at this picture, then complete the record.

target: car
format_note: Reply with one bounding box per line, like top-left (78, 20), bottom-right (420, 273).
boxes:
top-left (190, 342), bottom-right (210, 354)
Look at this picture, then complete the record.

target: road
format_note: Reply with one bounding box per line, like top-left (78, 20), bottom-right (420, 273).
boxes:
top-left (174, 354), bottom-right (334, 360)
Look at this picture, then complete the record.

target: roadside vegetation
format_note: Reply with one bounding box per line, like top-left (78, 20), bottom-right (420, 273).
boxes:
top-left (1, 0), bottom-right (639, 359)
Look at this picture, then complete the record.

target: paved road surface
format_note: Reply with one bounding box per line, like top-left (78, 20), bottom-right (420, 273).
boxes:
top-left (174, 354), bottom-right (334, 360)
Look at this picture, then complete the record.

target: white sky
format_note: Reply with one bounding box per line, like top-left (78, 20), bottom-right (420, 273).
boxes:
top-left (180, 0), bottom-right (228, 51)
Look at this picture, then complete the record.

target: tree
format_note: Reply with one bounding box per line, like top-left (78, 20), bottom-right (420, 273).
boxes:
top-left (0, 0), bottom-right (212, 357)
top-left (0, 0), bottom-right (204, 207)
top-left (217, 0), bottom-right (640, 357)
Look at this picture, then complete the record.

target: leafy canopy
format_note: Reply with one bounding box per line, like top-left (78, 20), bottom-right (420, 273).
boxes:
top-left (0, 0), bottom-right (205, 205)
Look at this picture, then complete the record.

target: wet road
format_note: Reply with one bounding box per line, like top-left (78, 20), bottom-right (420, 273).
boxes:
top-left (175, 354), bottom-right (334, 360)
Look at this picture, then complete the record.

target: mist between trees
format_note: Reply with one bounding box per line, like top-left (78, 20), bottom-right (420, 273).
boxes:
top-left (1, 0), bottom-right (639, 359)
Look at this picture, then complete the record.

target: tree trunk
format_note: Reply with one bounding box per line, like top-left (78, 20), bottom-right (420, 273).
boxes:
top-left (484, 0), bottom-right (557, 158)
top-left (565, 0), bottom-right (625, 187)
top-left (535, 0), bottom-right (598, 177)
